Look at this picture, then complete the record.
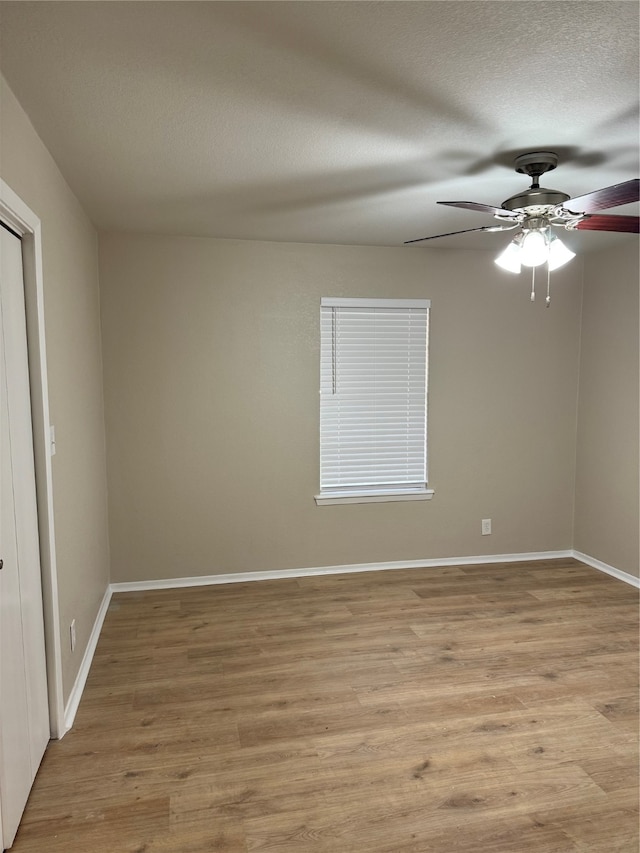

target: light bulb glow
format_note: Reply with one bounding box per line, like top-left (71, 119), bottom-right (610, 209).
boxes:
top-left (495, 227), bottom-right (577, 279)
top-left (494, 240), bottom-right (522, 273)
top-left (547, 236), bottom-right (576, 271)
top-left (520, 230), bottom-right (548, 267)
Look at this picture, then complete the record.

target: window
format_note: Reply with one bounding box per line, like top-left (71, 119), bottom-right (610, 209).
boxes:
top-left (315, 297), bottom-right (433, 505)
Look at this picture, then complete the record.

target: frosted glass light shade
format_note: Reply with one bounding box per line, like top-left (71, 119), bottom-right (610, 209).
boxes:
top-left (494, 241), bottom-right (522, 273)
top-left (520, 230), bottom-right (548, 267)
top-left (547, 237), bottom-right (576, 271)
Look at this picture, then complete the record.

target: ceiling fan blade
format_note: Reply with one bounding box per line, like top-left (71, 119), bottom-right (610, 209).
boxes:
top-left (437, 201), bottom-right (517, 217)
top-left (404, 224), bottom-right (518, 244)
top-left (563, 178), bottom-right (639, 214)
top-left (575, 214), bottom-right (639, 233)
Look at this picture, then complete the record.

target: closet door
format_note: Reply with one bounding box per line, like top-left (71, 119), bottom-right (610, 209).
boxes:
top-left (0, 225), bottom-right (49, 849)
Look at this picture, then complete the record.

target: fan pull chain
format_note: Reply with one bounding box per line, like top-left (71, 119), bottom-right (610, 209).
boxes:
top-left (530, 266), bottom-right (536, 302)
top-left (546, 264), bottom-right (551, 307)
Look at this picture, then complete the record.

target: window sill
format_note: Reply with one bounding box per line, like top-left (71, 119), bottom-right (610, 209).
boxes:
top-left (314, 489), bottom-right (435, 506)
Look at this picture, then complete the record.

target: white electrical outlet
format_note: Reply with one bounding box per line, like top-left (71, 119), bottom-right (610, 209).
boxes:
top-left (70, 619), bottom-right (76, 652)
top-left (481, 518), bottom-right (492, 535)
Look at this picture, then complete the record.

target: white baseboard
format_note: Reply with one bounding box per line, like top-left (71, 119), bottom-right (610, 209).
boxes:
top-left (62, 584), bottom-right (112, 735)
top-left (572, 550), bottom-right (640, 589)
top-left (109, 550), bottom-right (574, 593)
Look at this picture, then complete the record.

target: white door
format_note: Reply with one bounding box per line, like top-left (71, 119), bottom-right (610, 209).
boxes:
top-left (0, 224), bottom-right (49, 849)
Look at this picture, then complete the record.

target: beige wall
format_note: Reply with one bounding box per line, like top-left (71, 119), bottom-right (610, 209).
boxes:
top-left (574, 241), bottom-right (639, 577)
top-left (0, 77), bottom-right (111, 700)
top-left (99, 233), bottom-right (584, 582)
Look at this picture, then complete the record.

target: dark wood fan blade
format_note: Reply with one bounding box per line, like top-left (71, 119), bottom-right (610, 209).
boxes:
top-left (437, 201), bottom-right (517, 217)
top-left (575, 214), bottom-right (639, 233)
top-left (563, 179), bottom-right (639, 213)
top-left (404, 224), bottom-right (517, 244)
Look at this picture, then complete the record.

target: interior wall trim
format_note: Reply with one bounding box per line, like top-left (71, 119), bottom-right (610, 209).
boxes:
top-left (109, 550), bottom-right (576, 593)
top-left (572, 550), bottom-right (640, 589)
top-left (63, 585), bottom-right (112, 734)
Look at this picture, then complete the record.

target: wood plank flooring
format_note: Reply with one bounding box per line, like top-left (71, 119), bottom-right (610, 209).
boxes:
top-left (11, 558), bottom-right (639, 852)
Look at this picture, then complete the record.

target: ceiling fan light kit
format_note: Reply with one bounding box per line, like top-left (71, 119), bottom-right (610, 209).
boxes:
top-left (496, 220), bottom-right (576, 268)
top-left (406, 152), bottom-right (639, 306)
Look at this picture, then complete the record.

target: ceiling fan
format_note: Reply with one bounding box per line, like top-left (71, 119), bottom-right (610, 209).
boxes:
top-left (405, 152), bottom-right (639, 298)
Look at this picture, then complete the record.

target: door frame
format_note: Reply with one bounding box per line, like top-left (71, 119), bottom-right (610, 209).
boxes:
top-left (0, 180), bottom-right (65, 738)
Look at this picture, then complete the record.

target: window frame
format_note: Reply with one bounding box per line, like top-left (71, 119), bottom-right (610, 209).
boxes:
top-left (315, 296), bottom-right (434, 506)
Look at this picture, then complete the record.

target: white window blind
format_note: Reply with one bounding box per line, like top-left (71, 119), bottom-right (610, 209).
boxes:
top-left (318, 297), bottom-right (430, 502)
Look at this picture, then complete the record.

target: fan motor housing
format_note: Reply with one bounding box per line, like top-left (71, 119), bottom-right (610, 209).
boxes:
top-left (501, 186), bottom-right (570, 214)
top-left (503, 151), bottom-right (570, 214)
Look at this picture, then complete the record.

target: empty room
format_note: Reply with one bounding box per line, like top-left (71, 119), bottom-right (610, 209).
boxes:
top-left (0, 2), bottom-right (638, 852)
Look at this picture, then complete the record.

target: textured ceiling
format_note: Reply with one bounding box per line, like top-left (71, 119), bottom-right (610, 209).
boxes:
top-left (0, 1), bottom-right (638, 251)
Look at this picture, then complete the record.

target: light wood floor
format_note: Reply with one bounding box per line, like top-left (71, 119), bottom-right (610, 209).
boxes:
top-left (11, 558), bottom-right (639, 852)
